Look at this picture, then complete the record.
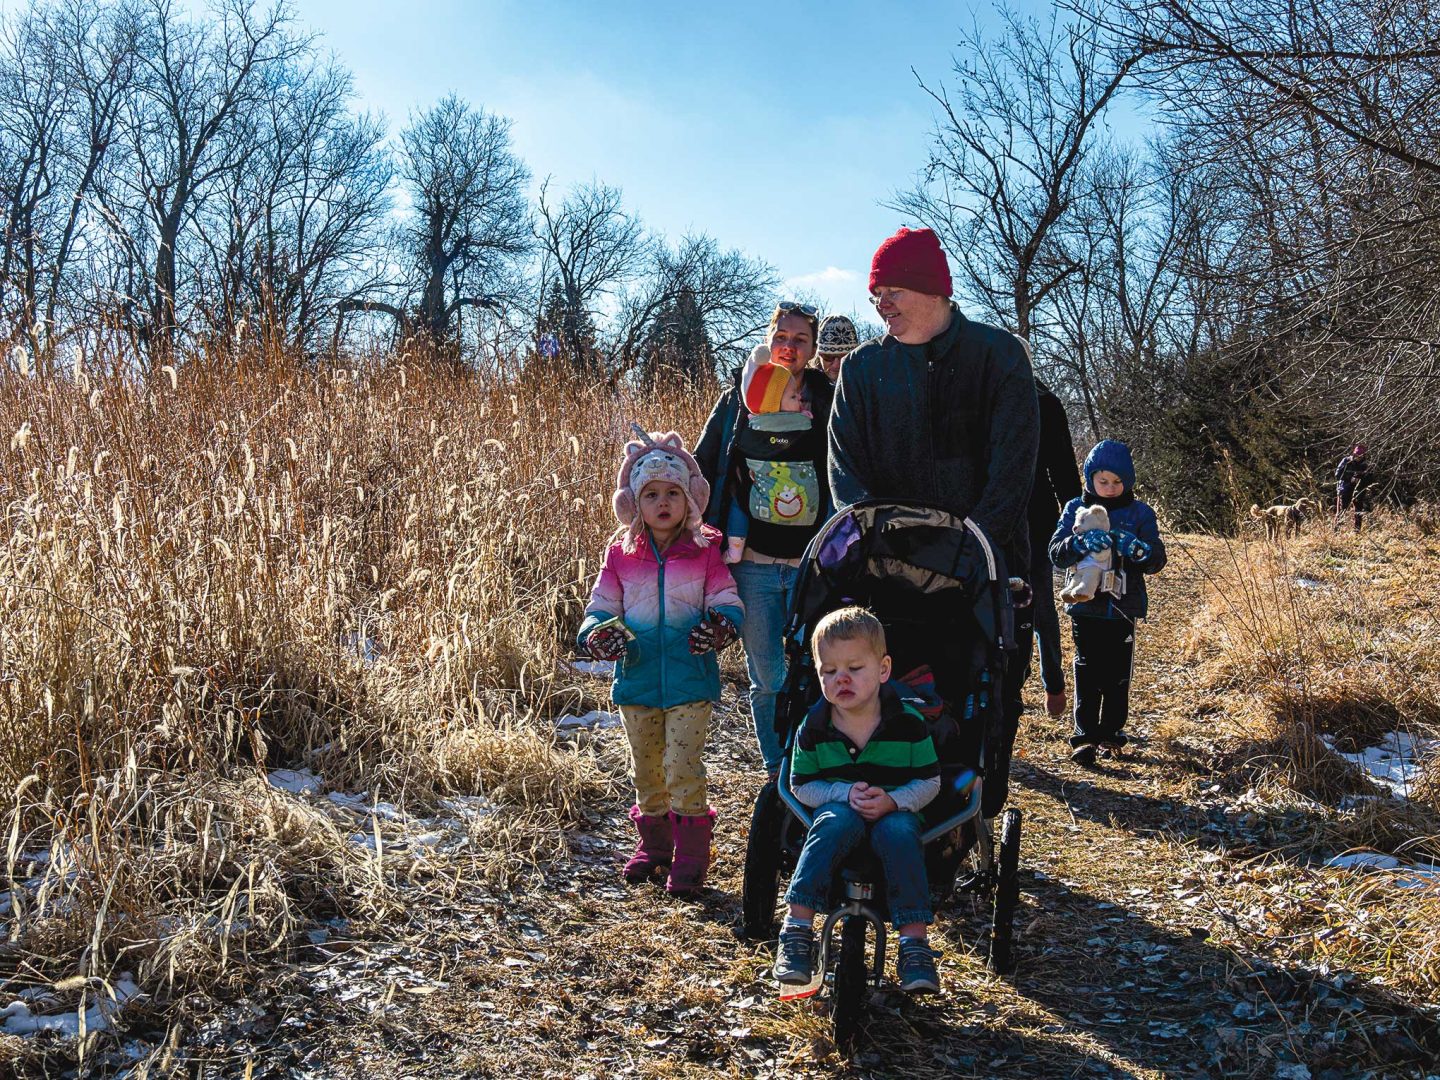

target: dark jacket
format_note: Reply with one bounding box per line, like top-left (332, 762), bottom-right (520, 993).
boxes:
top-left (1027, 382), bottom-right (1082, 554)
top-left (1048, 491), bottom-right (1167, 620)
top-left (828, 307), bottom-right (1039, 563)
top-left (1335, 454), bottom-right (1372, 491)
top-left (694, 365), bottom-right (834, 532)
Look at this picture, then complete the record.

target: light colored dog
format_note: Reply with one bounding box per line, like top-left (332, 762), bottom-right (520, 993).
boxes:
top-left (1249, 498), bottom-right (1318, 540)
top-left (1060, 504), bottom-right (1112, 603)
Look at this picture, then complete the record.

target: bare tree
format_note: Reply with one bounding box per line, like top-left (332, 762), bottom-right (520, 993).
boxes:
top-left (895, 3), bottom-right (1140, 341)
top-left (92, 0), bottom-right (307, 364)
top-left (612, 233), bottom-right (776, 377)
top-left (358, 94), bottom-right (530, 351)
top-left (533, 179), bottom-right (648, 371)
top-left (0, 0), bottom-right (139, 370)
top-left (196, 57), bottom-right (389, 355)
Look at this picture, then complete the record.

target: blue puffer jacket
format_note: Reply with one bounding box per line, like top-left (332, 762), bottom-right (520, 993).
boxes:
top-left (1047, 440), bottom-right (1167, 620)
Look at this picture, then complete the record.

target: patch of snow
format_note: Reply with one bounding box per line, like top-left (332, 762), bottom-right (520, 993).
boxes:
top-left (1292, 577), bottom-right (1325, 591)
top-left (1, 975), bottom-right (141, 1037)
top-left (556, 709), bottom-right (623, 732)
top-left (1324, 853), bottom-right (1440, 891)
top-left (1325, 852), bottom-right (1401, 871)
top-left (340, 631), bottom-right (382, 665)
top-left (1320, 730), bottom-right (1439, 799)
top-left (564, 658), bottom-right (615, 677)
top-left (266, 768), bottom-right (323, 796)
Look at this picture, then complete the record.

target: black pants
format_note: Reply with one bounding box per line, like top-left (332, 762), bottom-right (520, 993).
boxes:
top-left (987, 584), bottom-right (1037, 816)
top-left (1070, 616), bottom-right (1135, 748)
top-left (1029, 540), bottom-right (1065, 695)
top-left (1336, 484), bottom-right (1370, 531)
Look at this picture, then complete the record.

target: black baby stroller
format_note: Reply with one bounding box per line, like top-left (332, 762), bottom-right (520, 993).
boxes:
top-left (739, 501), bottom-right (1023, 1052)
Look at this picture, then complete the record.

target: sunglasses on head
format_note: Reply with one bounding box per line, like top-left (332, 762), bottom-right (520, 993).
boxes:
top-left (775, 301), bottom-right (819, 318)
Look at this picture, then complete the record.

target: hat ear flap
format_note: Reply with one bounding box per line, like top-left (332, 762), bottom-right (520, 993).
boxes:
top-left (613, 488), bottom-right (636, 525)
top-left (614, 438), bottom-right (648, 525)
top-left (689, 474), bottom-right (711, 513)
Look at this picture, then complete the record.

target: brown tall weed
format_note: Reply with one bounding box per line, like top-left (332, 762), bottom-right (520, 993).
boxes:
top-left (0, 353), bottom-right (711, 1039)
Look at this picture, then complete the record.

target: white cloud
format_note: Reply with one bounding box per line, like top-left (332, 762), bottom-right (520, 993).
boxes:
top-left (782, 267), bottom-right (873, 322)
top-left (784, 266), bottom-right (859, 290)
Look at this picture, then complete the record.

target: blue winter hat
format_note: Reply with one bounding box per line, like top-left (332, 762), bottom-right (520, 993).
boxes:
top-left (1083, 439), bottom-right (1135, 491)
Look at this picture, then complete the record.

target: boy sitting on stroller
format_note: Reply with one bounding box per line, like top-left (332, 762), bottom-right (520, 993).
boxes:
top-left (773, 607), bottom-right (942, 994)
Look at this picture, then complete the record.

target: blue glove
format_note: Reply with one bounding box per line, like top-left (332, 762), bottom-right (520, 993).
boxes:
top-left (1072, 529), bottom-right (1112, 555)
top-left (1114, 531), bottom-right (1151, 561)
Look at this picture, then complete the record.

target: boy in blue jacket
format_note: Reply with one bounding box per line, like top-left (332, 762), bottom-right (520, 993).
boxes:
top-left (1048, 440), bottom-right (1166, 765)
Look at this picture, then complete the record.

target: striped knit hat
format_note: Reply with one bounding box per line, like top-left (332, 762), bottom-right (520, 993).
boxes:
top-left (741, 345), bottom-right (792, 415)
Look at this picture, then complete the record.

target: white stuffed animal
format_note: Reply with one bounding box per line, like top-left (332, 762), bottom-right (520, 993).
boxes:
top-left (1059, 504), bottom-right (1112, 604)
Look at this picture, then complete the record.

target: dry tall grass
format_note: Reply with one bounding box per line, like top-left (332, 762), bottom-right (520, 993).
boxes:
top-left (1177, 510), bottom-right (1440, 1004)
top-left (0, 353), bottom-right (711, 1049)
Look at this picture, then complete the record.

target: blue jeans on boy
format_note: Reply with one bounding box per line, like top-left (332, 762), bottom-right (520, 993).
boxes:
top-left (730, 559), bottom-right (799, 774)
top-left (785, 802), bottom-right (933, 929)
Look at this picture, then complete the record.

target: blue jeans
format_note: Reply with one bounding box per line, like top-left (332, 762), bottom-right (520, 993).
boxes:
top-left (730, 560), bottom-right (798, 773)
top-left (785, 802), bottom-right (933, 929)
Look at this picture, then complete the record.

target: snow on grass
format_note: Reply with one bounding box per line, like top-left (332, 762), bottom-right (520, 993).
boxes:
top-left (266, 768), bottom-right (324, 796)
top-left (1323, 851), bottom-right (1440, 890)
top-left (1, 975), bottom-right (141, 1037)
top-left (556, 709), bottom-right (622, 732)
top-left (1320, 730), bottom-right (1439, 800)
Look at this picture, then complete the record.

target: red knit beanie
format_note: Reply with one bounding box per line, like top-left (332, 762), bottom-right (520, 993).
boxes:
top-left (869, 227), bottom-right (952, 297)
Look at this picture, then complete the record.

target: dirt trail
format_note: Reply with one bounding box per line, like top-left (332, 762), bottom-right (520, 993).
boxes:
top-left (227, 536), bottom-right (1438, 1079)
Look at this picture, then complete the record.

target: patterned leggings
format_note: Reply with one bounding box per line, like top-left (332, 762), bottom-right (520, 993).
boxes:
top-left (618, 701), bottom-right (713, 816)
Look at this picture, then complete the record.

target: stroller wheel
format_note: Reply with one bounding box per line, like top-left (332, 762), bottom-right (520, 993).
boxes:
top-left (831, 915), bottom-right (869, 1055)
top-left (986, 808), bottom-right (1021, 975)
top-left (741, 779), bottom-right (785, 940)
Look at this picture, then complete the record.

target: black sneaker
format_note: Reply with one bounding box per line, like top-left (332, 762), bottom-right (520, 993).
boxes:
top-left (1070, 743), bottom-right (1098, 767)
top-left (897, 936), bottom-right (940, 993)
top-left (772, 923), bottom-right (815, 986)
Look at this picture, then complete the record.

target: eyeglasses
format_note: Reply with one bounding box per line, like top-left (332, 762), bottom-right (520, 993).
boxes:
top-left (775, 301), bottom-right (819, 318)
top-left (869, 288), bottom-right (908, 308)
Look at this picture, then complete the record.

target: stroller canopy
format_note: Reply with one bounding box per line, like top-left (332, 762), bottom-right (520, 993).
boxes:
top-left (792, 502), bottom-right (1006, 652)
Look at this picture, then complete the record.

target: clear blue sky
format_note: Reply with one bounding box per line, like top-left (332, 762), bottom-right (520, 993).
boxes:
top-left (285, 0), bottom-right (1101, 321)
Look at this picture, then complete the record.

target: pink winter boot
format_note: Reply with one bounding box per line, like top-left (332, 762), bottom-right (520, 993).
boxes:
top-left (623, 805), bottom-right (673, 883)
top-left (666, 808), bottom-right (716, 895)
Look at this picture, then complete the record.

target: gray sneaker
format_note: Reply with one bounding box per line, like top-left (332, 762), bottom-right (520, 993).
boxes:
top-left (772, 923), bottom-right (815, 985)
top-left (897, 936), bottom-right (940, 993)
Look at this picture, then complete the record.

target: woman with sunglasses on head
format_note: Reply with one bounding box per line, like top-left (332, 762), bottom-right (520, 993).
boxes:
top-left (694, 302), bottom-right (835, 778)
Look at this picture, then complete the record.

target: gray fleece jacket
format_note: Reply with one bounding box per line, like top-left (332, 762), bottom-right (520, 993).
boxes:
top-left (828, 307), bottom-right (1039, 562)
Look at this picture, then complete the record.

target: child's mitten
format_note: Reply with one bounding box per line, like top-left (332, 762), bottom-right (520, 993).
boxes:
top-left (585, 625), bottom-right (629, 661)
top-left (688, 608), bottom-right (738, 654)
top-left (1072, 529), bottom-right (1112, 554)
top-left (1114, 532), bottom-right (1151, 561)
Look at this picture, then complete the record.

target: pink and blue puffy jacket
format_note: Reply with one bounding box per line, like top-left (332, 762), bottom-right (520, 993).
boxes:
top-left (577, 525), bottom-right (744, 709)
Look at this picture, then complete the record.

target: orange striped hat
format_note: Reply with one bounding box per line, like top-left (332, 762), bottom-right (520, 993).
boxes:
top-left (742, 346), bottom-right (792, 415)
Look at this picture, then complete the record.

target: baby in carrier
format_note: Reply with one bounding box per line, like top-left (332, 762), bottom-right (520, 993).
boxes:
top-left (723, 346), bottom-right (828, 564)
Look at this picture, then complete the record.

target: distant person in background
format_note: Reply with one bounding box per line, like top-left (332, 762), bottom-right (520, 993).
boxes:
top-left (695, 303), bottom-right (834, 777)
top-left (1334, 443), bottom-right (1374, 532)
top-left (813, 314), bottom-right (859, 383)
top-left (1025, 376), bottom-right (1083, 719)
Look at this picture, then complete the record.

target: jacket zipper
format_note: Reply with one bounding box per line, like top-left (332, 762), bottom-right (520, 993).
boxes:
top-left (652, 535), bottom-right (668, 704)
top-left (926, 353), bottom-right (938, 501)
